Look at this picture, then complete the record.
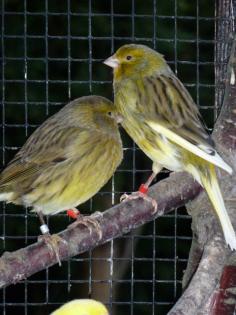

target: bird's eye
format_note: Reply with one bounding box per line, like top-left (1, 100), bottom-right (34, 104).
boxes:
top-left (107, 111), bottom-right (112, 116)
top-left (126, 55), bottom-right (132, 61)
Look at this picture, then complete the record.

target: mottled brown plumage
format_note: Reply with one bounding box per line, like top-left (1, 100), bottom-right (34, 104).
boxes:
top-left (0, 95), bottom-right (123, 215)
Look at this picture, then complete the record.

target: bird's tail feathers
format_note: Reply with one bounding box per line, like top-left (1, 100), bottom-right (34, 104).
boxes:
top-left (201, 169), bottom-right (236, 250)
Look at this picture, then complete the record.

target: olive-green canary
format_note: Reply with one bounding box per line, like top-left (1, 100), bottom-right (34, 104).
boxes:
top-left (0, 95), bottom-right (123, 239)
top-left (51, 299), bottom-right (109, 315)
top-left (104, 44), bottom-right (235, 250)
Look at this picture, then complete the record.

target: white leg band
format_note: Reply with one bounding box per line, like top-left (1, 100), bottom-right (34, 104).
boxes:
top-left (40, 224), bottom-right (49, 235)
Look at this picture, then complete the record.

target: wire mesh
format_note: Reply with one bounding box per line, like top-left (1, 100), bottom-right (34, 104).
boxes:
top-left (0, 0), bottom-right (219, 314)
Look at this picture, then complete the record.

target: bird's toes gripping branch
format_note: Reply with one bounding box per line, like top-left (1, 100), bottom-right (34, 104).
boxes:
top-left (67, 210), bottom-right (103, 241)
top-left (38, 232), bottom-right (66, 266)
top-left (37, 211), bottom-right (67, 266)
top-left (120, 187), bottom-right (158, 215)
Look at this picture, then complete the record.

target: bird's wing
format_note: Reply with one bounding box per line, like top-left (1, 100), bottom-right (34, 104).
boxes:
top-left (0, 125), bottom-right (88, 188)
top-left (140, 72), bottom-right (232, 173)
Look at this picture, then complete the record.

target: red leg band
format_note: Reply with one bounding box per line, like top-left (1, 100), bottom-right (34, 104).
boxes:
top-left (67, 209), bottom-right (79, 219)
top-left (139, 184), bottom-right (148, 194)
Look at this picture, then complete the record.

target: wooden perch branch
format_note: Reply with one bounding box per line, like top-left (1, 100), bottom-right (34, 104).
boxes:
top-left (210, 265), bottom-right (236, 315)
top-left (167, 2), bottom-right (236, 313)
top-left (0, 8), bottom-right (235, 315)
top-left (0, 172), bottom-right (201, 289)
top-left (169, 239), bottom-right (231, 315)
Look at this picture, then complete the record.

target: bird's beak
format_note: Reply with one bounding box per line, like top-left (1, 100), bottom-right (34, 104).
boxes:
top-left (103, 56), bottom-right (120, 68)
top-left (115, 113), bottom-right (123, 124)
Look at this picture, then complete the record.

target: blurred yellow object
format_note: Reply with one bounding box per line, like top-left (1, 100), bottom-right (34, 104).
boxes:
top-left (51, 299), bottom-right (109, 315)
top-left (104, 44), bottom-right (236, 250)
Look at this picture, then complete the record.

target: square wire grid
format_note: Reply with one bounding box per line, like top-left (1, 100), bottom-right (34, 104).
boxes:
top-left (0, 0), bottom-right (218, 314)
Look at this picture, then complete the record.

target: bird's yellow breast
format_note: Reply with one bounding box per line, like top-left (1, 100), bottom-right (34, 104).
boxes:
top-left (115, 80), bottom-right (180, 170)
top-left (27, 137), bottom-right (122, 215)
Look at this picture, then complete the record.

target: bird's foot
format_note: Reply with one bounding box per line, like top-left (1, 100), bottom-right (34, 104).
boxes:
top-left (120, 184), bottom-right (157, 214)
top-left (67, 210), bottom-right (103, 240)
top-left (38, 232), bottom-right (66, 266)
top-left (67, 208), bottom-right (80, 219)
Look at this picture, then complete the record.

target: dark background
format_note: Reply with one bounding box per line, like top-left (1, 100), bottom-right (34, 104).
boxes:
top-left (0, 0), bottom-right (215, 314)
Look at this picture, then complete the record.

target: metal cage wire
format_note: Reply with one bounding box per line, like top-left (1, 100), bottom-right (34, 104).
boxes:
top-left (0, 0), bottom-right (225, 314)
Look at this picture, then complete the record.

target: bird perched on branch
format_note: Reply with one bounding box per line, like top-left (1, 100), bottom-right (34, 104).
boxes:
top-left (51, 299), bottom-right (109, 315)
top-left (0, 95), bottom-right (123, 262)
top-left (104, 44), bottom-right (236, 250)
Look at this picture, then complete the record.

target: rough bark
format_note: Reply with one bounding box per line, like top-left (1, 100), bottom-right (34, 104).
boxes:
top-left (0, 5), bottom-right (235, 315)
top-left (210, 266), bottom-right (236, 315)
top-left (0, 172), bottom-right (201, 289)
top-left (167, 1), bottom-right (236, 313)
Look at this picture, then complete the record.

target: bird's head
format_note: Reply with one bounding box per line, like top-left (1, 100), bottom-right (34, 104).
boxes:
top-left (78, 96), bottom-right (123, 132)
top-left (86, 96), bottom-right (123, 124)
top-left (104, 44), bottom-right (167, 80)
top-left (64, 96), bottom-right (122, 135)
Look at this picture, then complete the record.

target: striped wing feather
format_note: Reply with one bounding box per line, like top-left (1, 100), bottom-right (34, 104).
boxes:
top-left (142, 72), bottom-right (232, 174)
top-left (0, 126), bottom-right (86, 189)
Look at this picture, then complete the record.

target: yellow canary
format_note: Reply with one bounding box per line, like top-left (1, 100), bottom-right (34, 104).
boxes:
top-left (104, 44), bottom-right (235, 250)
top-left (51, 299), bottom-right (109, 315)
top-left (0, 95), bottom-right (122, 227)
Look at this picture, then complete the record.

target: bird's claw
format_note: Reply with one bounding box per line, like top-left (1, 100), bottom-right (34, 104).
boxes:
top-left (68, 213), bottom-right (103, 240)
top-left (120, 191), bottom-right (158, 214)
top-left (38, 233), bottom-right (66, 266)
